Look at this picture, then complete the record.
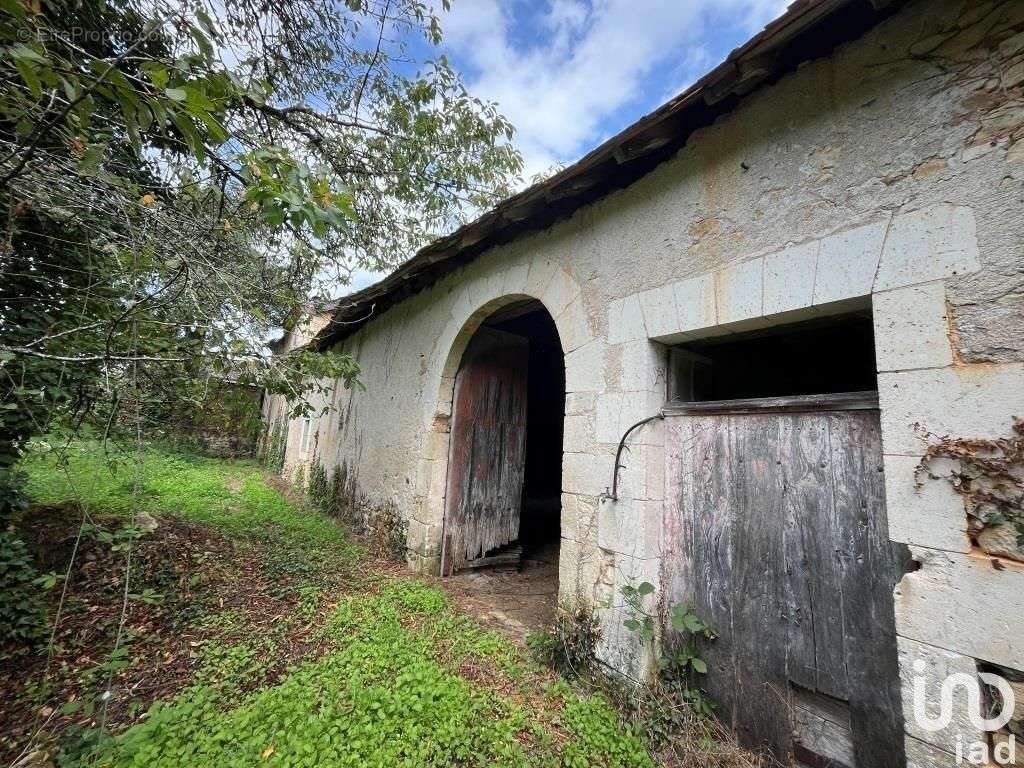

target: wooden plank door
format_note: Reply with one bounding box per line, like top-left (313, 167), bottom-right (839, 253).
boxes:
top-left (441, 327), bottom-right (529, 575)
top-left (663, 402), bottom-right (908, 767)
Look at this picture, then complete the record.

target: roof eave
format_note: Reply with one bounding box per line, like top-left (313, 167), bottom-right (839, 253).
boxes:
top-left (315, 0), bottom-right (903, 350)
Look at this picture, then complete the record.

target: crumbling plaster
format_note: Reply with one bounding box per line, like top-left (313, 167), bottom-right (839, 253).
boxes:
top-left (282, 1), bottom-right (1023, 762)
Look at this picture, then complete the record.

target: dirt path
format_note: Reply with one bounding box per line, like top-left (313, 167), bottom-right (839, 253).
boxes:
top-left (441, 545), bottom-right (559, 643)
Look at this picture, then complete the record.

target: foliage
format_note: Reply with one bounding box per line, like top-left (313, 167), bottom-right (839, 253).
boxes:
top-left (620, 581), bottom-right (657, 643)
top-left (0, 0), bottom-right (522, 510)
top-left (171, 379), bottom-right (265, 457)
top-left (0, 529), bottom-right (48, 651)
top-left (194, 639), bottom-right (277, 697)
top-left (259, 419), bottom-right (289, 472)
top-left (560, 694), bottom-right (654, 768)
top-left (621, 581), bottom-right (717, 719)
top-left (4, 442), bottom-right (373, 761)
top-left (663, 604), bottom-right (715, 677)
top-left (527, 603), bottom-right (601, 679)
top-left (366, 502), bottom-right (408, 562)
top-left (21, 441), bottom-right (360, 580)
top-left (305, 459), bottom-right (406, 561)
top-left (657, 605), bottom-right (718, 719)
top-left (326, 464), bottom-right (358, 527)
top-left (11, 444), bottom-right (658, 767)
top-left (916, 418), bottom-right (1024, 549)
top-left (528, 597), bottom-right (755, 763)
top-left (69, 580), bottom-right (652, 768)
top-left (306, 461), bottom-right (330, 511)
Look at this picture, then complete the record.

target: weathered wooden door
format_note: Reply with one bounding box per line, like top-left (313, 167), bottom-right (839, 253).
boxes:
top-left (441, 327), bottom-right (529, 575)
top-left (663, 394), bottom-right (909, 768)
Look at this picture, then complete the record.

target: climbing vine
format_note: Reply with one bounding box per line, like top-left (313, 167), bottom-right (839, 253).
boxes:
top-left (259, 421), bottom-right (288, 473)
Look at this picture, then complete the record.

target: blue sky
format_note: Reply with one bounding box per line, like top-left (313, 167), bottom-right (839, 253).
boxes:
top-left (434, 0), bottom-right (789, 179)
top-left (348, 0), bottom-right (789, 292)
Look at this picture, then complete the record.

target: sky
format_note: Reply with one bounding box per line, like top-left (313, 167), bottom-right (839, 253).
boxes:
top-left (436, 0), bottom-right (789, 180)
top-left (347, 0), bottom-right (790, 293)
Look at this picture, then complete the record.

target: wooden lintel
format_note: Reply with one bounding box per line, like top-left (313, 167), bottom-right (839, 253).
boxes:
top-left (455, 545), bottom-right (523, 571)
top-left (664, 390), bottom-right (880, 416)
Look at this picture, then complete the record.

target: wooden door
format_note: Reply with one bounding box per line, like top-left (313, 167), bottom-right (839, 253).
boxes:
top-left (441, 327), bottom-right (529, 575)
top-left (663, 395), bottom-right (909, 768)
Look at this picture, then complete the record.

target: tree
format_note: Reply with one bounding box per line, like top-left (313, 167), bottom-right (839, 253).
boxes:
top-left (0, 0), bottom-right (522, 507)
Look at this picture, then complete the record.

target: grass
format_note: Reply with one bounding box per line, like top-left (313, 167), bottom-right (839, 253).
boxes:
top-left (22, 442), bottom-right (352, 557)
top-left (8, 442), bottom-right (656, 768)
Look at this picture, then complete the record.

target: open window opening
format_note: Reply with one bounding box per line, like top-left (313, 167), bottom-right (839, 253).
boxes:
top-left (441, 299), bottom-right (564, 634)
top-left (299, 416), bottom-right (313, 453)
top-left (668, 310), bottom-right (877, 404)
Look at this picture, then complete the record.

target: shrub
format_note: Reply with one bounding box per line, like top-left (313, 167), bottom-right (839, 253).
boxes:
top-left (0, 530), bottom-right (48, 653)
top-left (527, 604), bottom-right (600, 679)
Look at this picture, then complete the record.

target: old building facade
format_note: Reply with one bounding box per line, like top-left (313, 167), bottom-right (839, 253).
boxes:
top-left (270, 1), bottom-right (1024, 765)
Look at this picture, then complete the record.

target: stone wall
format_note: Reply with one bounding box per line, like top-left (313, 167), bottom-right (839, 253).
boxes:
top-left (281, 1), bottom-right (1024, 763)
top-left (260, 310), bottom-right (334, 468)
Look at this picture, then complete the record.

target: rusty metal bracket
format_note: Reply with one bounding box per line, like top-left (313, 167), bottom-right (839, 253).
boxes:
top-left (603, 412), bottom-right (665, 502)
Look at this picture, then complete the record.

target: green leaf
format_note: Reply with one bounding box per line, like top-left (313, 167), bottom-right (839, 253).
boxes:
top-left (60, 75), bottom-right (79, 103)
top-left (165, 87), bottom-right (187, 102)
top-left (171, 111), bottom-right (205, 162)
top-left (196, 8), bottom-right (217, 35)
top-left (636, 581), bottom-right (655, 597)
top-left (0, 0), bottom-right (27, 21)
top-left (76, 142), bottom-right (106, 173)
top-left (14, 58), bottom-right (41, 98)
top-left (142, 63), bottom-right (170, 89)
top-left (8, 43), bottom-right (48, 63)
top-left (190, 25), bottom-right (214, 60)
top-left (195, 108), bottom-right (228, 144)
top-left (124, 109), bottom-right (141, 153)
top-left (691, 657), bottom-right (708, 674)
top-left (262, 207), bottom-right (286, 227)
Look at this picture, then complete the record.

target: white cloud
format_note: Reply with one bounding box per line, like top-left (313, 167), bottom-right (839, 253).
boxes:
top-left (440, 0), bottom-right (788, 179)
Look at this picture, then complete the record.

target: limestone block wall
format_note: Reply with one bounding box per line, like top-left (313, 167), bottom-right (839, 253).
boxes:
top-left (261, 310), bottom-right (335, 468)
top-left (614, 201), bottom-right (1024, 764)
top-left (279, 0), bottom-right (1024, 760)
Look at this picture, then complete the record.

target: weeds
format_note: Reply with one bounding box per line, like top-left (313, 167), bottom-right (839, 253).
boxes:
top-left (560, 694), bottom-right (654, 768)
top-left (7, 443), bottom-right (659, 768)
top-left (21, 442), bottom-right (362, 591)
top-left (86, 581), bottom-right (652, 768)
top-left (193, 639), bottom-right (277, 696)
top-left (526, 603), bottom-right (600, 679)
top-left (529, 585), bottom-right (764, 768)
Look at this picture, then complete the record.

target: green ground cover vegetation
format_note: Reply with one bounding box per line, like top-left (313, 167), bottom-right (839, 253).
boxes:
top-left (3, 442), bottom-right (653, 768)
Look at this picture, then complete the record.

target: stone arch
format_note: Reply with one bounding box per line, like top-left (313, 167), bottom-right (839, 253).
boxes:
top-left (407, 258), bottom-right (589, 574)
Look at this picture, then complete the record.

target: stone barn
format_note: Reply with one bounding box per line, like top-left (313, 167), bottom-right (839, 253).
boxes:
top-left (269, 1), bottom-right (1024, 765)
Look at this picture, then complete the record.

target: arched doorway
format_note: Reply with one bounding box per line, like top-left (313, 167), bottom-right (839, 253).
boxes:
top-left (440, 299), bottom-right (565, 630)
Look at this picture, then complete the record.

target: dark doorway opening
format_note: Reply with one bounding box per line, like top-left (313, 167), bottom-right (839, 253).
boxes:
top-left (442, 299), bottom-right (564, 636)
top-left (487, 303), bottom-right (565, 568)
